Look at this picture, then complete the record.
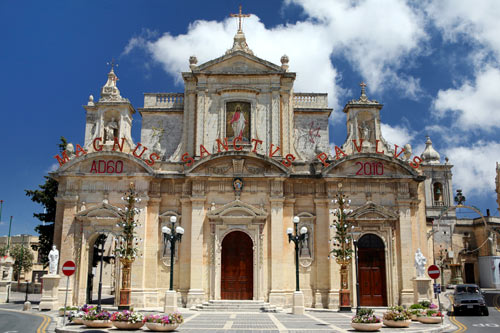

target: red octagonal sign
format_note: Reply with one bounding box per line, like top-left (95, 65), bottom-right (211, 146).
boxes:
top-left (428, 264), bottom-right (440, 279)
top-left (62, 260), bottom-right (76, 277)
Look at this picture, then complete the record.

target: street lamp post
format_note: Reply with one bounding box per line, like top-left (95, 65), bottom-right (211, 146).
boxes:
top-left (287, 216), bottom-right (308, 314)
top-left (162, 216), bottom-right (184, 291)
top-left (329, 184), bottom-right (354, 312)
top-left (96, 236), bottom-right (105, 312)
top-left (162, 216), bottom-right (184, 313)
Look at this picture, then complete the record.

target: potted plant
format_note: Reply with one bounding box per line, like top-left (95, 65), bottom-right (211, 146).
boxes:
top-left (417, 309), bottom-right (444, 324)
top-left (351, 308), bottom-right (383, 331)
top-left (408, 303), bottom-right (424, 320)
top-left (111, 310), bottom-right (144, 330)
top-left (383, 306), bottom-right (412, 328)
top-left (58, 306), bottom-right (78, 316)
top-left (143, 313), bottom-right (184, 332)
top-left (68, 304), bottom-right (97, 324)
top-left (82, 310), bottom-right (113, 328)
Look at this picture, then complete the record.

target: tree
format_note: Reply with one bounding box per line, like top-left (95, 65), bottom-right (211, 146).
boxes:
top-left (11, 244), bottom-right (34, 280)
top-left (25, 137), bottom-right (67, 268)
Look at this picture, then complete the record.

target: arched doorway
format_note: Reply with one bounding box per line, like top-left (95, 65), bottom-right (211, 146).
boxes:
top-left (221, 231), bottom-right (253, 300)
top-left (86, 234), bottom-right (116, 305)
top-left (358, 233), bottom-right (387, 306)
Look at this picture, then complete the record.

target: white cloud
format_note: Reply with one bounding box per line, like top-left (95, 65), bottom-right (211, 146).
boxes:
top-left (445, 141), bottom-right (500, 196)
top-left (425, 0), bottom-right (500, 60)
top-left (433, 66), bottom-right (500, 131)
top-left (47, 163), bottom-right (59, 173)
top-left (126, 0), bottom-right (428, 110)
top-left (381, 123), bottom-right (415, 147)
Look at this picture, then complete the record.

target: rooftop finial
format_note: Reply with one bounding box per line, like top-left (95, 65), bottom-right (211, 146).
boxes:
top-left (230, 5), bottom-right (251, 32)
top-left (360, 82), bottom-right (367, 97)
top-left (107, 58), bottom-right (118, 73)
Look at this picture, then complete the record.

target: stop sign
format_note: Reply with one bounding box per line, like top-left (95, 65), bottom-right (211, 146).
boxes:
top-left (428, 264), bottom-right (440, 279)
top-left (62, 260), bottom-right (76, 277)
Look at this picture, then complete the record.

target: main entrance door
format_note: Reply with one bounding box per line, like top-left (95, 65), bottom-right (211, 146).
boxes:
top-left (358, 234), bottom-right (387, 306)
top-left (221, 231), bottom-right (253, 300)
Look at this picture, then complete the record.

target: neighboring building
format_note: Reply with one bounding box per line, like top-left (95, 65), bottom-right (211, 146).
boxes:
top-left (422, 145), bottom-right (500, 289)
top-left (0, 234), bottom-right (45, 283)
top-left (51, 20), bottom-right (462, 309)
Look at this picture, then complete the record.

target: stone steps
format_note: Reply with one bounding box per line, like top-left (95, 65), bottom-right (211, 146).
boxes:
top-left (194, 300), bottom-right (282, 312)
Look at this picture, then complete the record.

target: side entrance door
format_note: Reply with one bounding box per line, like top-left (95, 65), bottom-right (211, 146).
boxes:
top-left (358, 234), bottom-right (387, 306)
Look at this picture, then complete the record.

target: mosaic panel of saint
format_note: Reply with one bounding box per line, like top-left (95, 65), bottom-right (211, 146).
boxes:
top-left (226, 102), bottom-right (250, 142)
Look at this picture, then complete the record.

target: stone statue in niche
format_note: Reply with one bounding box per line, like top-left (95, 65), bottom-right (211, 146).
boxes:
top-left (104, 117), bottom-right (119, 143)
top-left (359, 120), bottom-right (371, 141)
top-left (48, 245), bottom-right (59, 275)
top-left (300, 231), bottom-right (311, 257)
top-left (414, 248), bottom-right (427, 278)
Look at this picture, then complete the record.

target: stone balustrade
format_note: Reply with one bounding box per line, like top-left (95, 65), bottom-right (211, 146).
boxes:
top-left (293, 93), bottom-right (328, 108)
top-left (144, 93), bottom-right (184, 109)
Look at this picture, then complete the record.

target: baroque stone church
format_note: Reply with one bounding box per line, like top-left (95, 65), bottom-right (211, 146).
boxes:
top-left (50, 16), bottom-right (450, 310)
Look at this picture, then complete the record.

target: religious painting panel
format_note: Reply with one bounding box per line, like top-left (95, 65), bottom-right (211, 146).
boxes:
top-left (226, 102), bottom-right (250, 142)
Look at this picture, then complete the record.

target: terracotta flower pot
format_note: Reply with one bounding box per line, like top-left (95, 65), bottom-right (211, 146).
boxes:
top-left (383, 319), bottom-right (411, 328)
top-left (351, 322), bottom-right (383, 331)
top-left (112, 321), bottom-right (144, 330)
top-left (145, 322), bottom-right (180, 332)
top-left (417, 316), bottom-right (443, 324)
top-left (410, 314), bottom-right (419, 321)
top-left (82, 319), bottom-right (113, 328)
top-left (70, 317), bottom-right (83, 324)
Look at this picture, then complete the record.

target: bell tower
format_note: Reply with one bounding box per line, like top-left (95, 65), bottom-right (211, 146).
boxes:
top-left (83, 63), bottom-right (135, 152)
top-left (341, 83), bottom-right (392, 156)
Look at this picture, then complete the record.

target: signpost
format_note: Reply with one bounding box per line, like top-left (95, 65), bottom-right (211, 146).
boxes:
top-left (427, 265), bottom-right (443, 324)
top-left (62, 261), bottom-right (76, 326)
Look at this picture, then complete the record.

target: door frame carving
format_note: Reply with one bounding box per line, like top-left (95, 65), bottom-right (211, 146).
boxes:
top-left (207, 200), bottom-right (267, 300)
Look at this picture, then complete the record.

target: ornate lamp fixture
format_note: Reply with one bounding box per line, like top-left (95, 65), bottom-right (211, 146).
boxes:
top-left (162, 216), bottom-right (184, 291)
top-left (287, 216), bottom-right (308, 292)
top-left (329, 183), bottom-right (354, 312)
top-left (115, 183), bottom-right (142, 310)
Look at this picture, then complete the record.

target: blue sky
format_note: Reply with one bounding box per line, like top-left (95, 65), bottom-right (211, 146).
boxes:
top-left (1, 0), bottom-right (500, 236)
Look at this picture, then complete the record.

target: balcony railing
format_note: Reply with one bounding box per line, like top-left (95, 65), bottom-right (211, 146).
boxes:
top-left (293, 93), bottom-right (328, 108)
top-left (144, 93), bottom-right (184, 109)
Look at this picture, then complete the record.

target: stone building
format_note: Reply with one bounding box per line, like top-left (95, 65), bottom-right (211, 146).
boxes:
top-left (0, 234), bottom-right (45, 283)
top-left (51, 22), bottom-right (439, 309)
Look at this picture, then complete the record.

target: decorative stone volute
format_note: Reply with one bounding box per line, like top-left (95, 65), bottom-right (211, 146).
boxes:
top-left (421, 136), bottom-right (441, 164)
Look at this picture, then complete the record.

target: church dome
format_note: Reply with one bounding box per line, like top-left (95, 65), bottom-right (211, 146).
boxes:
top-left (421, 136), bottom-right (441, 164)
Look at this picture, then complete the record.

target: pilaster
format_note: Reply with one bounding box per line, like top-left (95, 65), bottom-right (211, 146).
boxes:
top-left (314, 198), bottom-right (330, 308)
top-left (268, 197), bottom-right (285, 305)
top-left (397, 199), bottom-right (415, 305)
top-left (186, 196), bottom-right (207, 307)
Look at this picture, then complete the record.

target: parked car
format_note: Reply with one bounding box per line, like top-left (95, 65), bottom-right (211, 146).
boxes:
top-left (453, 284), bottom-right (489, 316)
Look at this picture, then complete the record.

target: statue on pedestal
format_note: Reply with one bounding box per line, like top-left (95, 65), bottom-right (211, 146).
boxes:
top-left (48, 245), bottom-right (59, 275)
top-left (415, 248), bottom-right (427, 278)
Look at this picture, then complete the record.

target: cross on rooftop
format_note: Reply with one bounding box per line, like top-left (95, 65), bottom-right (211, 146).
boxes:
top-left (107, 58), bottom-right (118, 71)
top-left (360, 82), bottom-right (368, 96)
top-left (230, 5), bottom-right (251, 32)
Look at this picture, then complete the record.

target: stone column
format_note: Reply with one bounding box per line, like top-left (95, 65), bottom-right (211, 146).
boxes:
top-left (144, 197), bottom-right (160, 306)
top-left (397, 201), bottom-right (414, 305)
top-left (268, 197), bottom-right (286, 306)
top-left (56, 195), bottom-right (78, 306)
top-left (179, 198), bottom-right (192, 304)
top-left (186, 196), bottom-right (206, 307)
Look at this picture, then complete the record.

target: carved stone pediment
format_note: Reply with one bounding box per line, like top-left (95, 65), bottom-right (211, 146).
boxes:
top-left (207, 200), bottom-right (267, 224)
top-left (54, 151), bottom-right (154, 176)
top-left (322, 153), bottom-right (421, 180)
top-left (188, 153), bottom-right (289, 177)
top-left (195, 52), bottom-right (283, 74)
top-left (348, 201), bottom-right (398, 221)
top-left (76, 202), bottom-right (123, 222)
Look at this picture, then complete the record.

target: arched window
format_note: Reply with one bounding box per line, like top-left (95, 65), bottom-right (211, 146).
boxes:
top-left (433, 182), bottom-right (443, 205)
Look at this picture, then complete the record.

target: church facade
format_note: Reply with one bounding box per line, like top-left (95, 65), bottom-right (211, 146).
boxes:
top-left (51, 24), bottom-right (440, 309)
